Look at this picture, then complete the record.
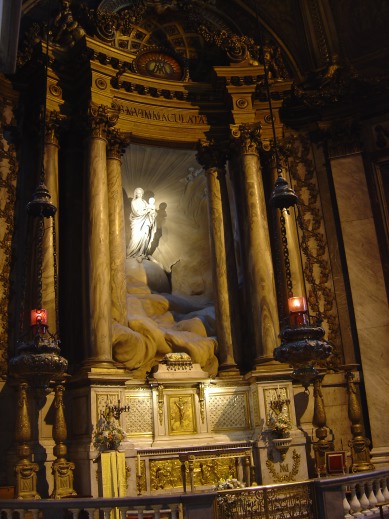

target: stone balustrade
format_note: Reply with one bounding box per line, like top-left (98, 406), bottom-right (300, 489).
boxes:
top-left (1, 470), bottom-right (389, 519)
top-left (313, 468), bottom-right (389, 518)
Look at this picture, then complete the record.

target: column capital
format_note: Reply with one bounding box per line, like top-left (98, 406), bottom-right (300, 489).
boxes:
top-left (231, 123), bottom-right (262, 154)
top-left (87, 103), bottom-right (120, 140)
top-left (44, 110), bottom-right (67, 146)
top-left (196, 139), bottom-right (228, 170)
top-left (107, 128), bottom-right (130, 160)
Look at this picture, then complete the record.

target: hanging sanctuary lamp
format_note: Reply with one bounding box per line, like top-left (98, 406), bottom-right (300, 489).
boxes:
top-left (9, 0), bottom-right (76, 498)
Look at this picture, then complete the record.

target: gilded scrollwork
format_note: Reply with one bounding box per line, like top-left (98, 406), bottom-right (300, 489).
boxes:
top-left (266, 449), bottom-right (301, 483)
top-left (150, 453), bottom-right (241, 490)
top-left (150, 458), bottom-right (182, 490)
top-left (157, 384), bottom-right (164, 426)
top-left (285, 133), bottom-right (341, 365)
top-left (0, 96), bottom-right (18, 377)
top-left (198, 383), bottom-right (205, 424)
top-left (197, 27), bottom-right (253, 63)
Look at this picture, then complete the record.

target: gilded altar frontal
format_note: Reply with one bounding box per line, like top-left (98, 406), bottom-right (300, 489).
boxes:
top-left (0, 0), bottom-right (388, 512)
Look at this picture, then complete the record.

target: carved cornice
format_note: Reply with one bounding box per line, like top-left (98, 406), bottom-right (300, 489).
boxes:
top-left (196, 140), bottom-right (227, 171)
top-left (323, 121), bottom-right (362, 158)
top-left (106, 128), bottom-right (130, 159)
top-left (231, 123), bottom-right (262, 155)
top-left (87, 103), bottom-right (120, 139)
top-left (284, 67), bottom-right (389, 120)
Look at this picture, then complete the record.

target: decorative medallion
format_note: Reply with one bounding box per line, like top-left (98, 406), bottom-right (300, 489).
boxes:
top-left (134, 49), bottom-right (185, 81)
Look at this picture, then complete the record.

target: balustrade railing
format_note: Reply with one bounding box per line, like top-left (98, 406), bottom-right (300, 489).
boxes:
top-left (1, 469), bottom-right (389, 519)
top-left (313, 468), bottom-right (389, 519)
top-left (0, 495), bottom-right (192, 519)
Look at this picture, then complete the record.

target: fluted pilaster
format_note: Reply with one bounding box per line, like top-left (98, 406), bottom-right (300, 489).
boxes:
top-left (86, 104), bottom-right (119, 365)
top-left (232, 124), bottom-right (279, 362)
top-left (197, 141), bottom-right (238, 373)
top-left (107, 129), bottom-right (129, 326)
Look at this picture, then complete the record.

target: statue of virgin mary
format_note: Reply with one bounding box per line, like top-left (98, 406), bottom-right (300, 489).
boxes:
top-left (127, 187), bottom-right (157, 258)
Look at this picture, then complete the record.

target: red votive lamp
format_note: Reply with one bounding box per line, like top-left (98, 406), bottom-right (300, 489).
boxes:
top-left (288, 297), bottom-right (308, 327)
top-left (30, 309), bottom-right (48, 326)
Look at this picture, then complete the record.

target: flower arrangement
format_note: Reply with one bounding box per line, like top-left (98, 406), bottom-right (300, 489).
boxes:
top-left (268, 413), bottom-right (292, 438)
top-left (214, 477), bottom-right (245, 491)
top-left (93, 414), bottom-right (126, 452)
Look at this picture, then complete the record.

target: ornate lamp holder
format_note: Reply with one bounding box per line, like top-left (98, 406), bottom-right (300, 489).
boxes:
top-left (270, 167), bottom-right (333, 389)
top-left (274, 318), bottom-right (333, 390)
top-left (9, 184), bottom-right (68, 395)
top-left (9, 183), bottom-right (74, 499)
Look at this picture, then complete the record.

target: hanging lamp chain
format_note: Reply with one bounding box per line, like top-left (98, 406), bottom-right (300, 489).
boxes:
top-left (280, 210), bottom-right (293, 298)
top-left (254, 2), bottom-right (282, 176)
top-left (36, 214), bottom-right (45, 309)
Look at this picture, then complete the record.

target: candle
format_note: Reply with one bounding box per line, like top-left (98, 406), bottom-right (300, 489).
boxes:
top-left (288, 296), bottom-right (308, 327)
top-left (288, 296), bottom-right (307, 313)
top-left (137, 453), bottom-right (141, 475)
top-left (30, 308), bottom-right (48, 326)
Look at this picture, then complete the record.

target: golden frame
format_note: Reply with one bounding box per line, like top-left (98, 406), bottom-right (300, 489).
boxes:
top-left (167, 394), bottom-right (197, 435)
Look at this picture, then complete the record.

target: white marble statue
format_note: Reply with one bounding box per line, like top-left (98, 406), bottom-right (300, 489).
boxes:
top-left (127, 187), bottom-right (157, 258)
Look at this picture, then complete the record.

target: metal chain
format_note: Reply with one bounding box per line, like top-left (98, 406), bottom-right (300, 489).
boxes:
top-left (52, 216), bottom-right (59, 337)
top-left (279, 209), bottom-right (293, 298)
top-left (36, 215), bottom-right (45, 309)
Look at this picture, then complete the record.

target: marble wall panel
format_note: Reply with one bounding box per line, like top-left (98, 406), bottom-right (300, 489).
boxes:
top-left (331, 154), bottom-right (389, 451)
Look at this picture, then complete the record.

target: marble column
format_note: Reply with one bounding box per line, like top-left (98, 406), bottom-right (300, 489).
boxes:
top-left (106, 130), bottom-right (128, 327)
top-left (86, 106), bottom-right (118, 366)
top-left (269, 155), bottom-right (306, 318)
top-left (232, 124), bottom-right (279, 363)
top-left (41, 113), bottom-right (60, 333)
top-left (197, 141), bottom-right (238, 372)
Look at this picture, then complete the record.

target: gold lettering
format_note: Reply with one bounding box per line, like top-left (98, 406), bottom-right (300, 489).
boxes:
top-left (279, 463), bottom-right (289, 472)
top-left (118, 103), bottom-right (208, 125)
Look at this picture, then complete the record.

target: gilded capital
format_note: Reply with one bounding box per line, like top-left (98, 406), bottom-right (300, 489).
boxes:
top-left (87, 104), bottom-right (120, 140)
top-left (107, 128), bottom-right (130, 160)
top-left (231, 123), bottom-right (262, 154)
top-left (196, 140), bottom-right (227, 171)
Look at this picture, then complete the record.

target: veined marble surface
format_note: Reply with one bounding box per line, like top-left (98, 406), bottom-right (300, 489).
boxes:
top-left (331, 154), bottom-right (389, 449)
